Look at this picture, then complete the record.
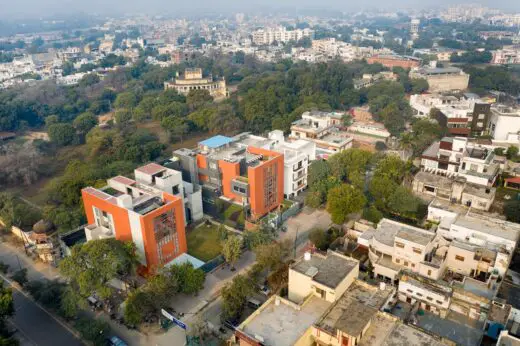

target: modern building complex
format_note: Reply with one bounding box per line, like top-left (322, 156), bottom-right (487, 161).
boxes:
top-left (366, 54), bottom-right (421, 69)
top-left (410, 93), bottom-right (491, 136)
top-left (420, 136), bottom-right (500, 187)
top-left (251, 27), bottom-right (314, 45)
top-left (173, 135), bottom-right (284, 220)
top-left (232, 131), bottom-right (316, 199)
top-left (410, 66), bottom-right (470, 92)
top-left (290, 110), bottom-right (353, 157)
top-left (164, 68), bottom-right (228, 100)
top-left (81, 163), bottom-right (203, 271)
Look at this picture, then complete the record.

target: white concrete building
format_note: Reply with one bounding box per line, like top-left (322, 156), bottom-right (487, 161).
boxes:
top-left (232, 131), bottom-right (316, 199)
top-left (421, 137), bottom-right (499, 187)
top-left (252, 27), bottom-right (314, 45)
top-left (489, 105), bottom-right (520, 144)
top-left (290, 111), bottom-right (353, 158)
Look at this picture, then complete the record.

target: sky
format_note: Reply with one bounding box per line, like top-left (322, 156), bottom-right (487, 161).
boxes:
top-left (0, 0), bottom-right (519, 20)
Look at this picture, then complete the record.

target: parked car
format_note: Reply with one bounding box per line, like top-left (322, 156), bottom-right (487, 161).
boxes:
top-left (223, 318), bottom-right (239, 330)
top-left (107, 336), bottom-right (128, 346)
top-left (259, 285), bottom-right (271, 296)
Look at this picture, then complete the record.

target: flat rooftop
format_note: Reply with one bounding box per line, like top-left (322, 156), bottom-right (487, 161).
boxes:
top-left (316, 280), bottom-right (393, 337)
top-left (415, 310), bottom-right (483, 346)
top-left (291, 252), bottom-right (358, 289)
top-left (359, 315), bottom-right (447, 346)
top-left (453, 214), bottom-right (520, 242)
top-left (414, 171), bottom-right (454, 190)
top-left (199, 135), bottom-right (233, 149)
top-left (239, 295), bottom-right (330, 346)
top-left (376, 219), bottom-right (434, 247)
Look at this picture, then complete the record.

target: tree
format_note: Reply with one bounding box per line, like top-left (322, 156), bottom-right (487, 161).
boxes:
top-left (369, 176), bottom-right (398, 208)
top-left (504, 200), bottom-right (520, 223)
top-left (387, 186), bottom-right (422, 217)
top-left (222, 236), bottom-right (242, 270)
top-left (167, 263), bottom-right (205, 294)
top-left (186, 89), bottom-right (213, 112)
top-left (0, 281), bottom-right (16, 346)
top-left (326, 184), bottom-right (367, 224)
top-left (59, 239), bottom-right (138, 300)
top-left (115, 109), bottom-right (133, 125)
top-left (506, 146), bottom-right (519, 160)
top-left (161, 116), bottom-right (189, 143)
top-left (410, 78), bottom-right (429, 94)
top-left (44, 115), bottom-right (59, 128)
top-left (74, 316), bottom-right (109, 346)
top-left (308, 228), bottom-right (329, 250)
top-left (79, 73), bottom-right (100, 87)
top-left (307, 160), bottom-right (331, 187)
top-left (221, 274), bottom-right (255, 320)
top-left (114, 91), bottom-right (138, 109)
top-left (11, 269), bottom-right (28, 286)
top-left (48, 123), bottom-right (76, 146)
top-left (254, 241), bottom-right (290, 271)
top-left (362, 206), bottom-right (383, 224)
top-left (73, 112), bottom-right (97, 134)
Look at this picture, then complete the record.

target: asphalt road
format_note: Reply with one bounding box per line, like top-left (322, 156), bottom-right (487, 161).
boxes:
top-left (1, 275), bottom-right (83, 346)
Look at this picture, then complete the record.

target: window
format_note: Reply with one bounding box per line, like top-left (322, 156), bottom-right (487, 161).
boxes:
top-left (411, 263), bottom-right (416, 268)
top-left (416, 293), bottom-right (423, 297)
top-left (395, 242), bottom-right (405, 248)
top-left (455, 255), bottom-right (465, 262)
top-left (427, 297), bottom-right (433, 301)
top-left (424, 185), bottom-right (435, 193)
top-left (413, 248), bottom-right (422, 254)
top-left (407, 289), bottom-right (413, 293)
top-left (428, 270), bottom-right (432, 276)
top-left (436, 300), bottom-right (443, 304)
top-left (395, 259), bottom-right (400, 264)
top-left (404, 261), bottom-right (409, 266)
top-left (172, 185), bottom-right (180, 195)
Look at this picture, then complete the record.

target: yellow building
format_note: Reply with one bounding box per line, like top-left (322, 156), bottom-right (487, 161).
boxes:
top-left (164, 68), bottom-right (228, 100)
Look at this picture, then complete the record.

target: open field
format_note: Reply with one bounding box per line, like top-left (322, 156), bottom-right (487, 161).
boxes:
top-left (187, 223), bottom-right (223, 262)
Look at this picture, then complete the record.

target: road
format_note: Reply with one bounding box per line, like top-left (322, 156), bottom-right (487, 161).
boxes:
top-left (0, 274), bottom-right (83, 346)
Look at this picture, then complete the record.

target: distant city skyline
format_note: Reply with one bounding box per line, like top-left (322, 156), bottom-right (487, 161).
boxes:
top-left (0, 0), bottom-right (519, 20)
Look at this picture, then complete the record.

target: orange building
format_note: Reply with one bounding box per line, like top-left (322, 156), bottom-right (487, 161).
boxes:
top-left (81, 163), bottom-right (187, 272)
top-left (366, 54), bottom-right (421, 69)
top-left (174, 135), bottom-right (284, 220)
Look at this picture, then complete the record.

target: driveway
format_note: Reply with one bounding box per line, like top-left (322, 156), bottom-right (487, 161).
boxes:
top-left (279, 207), bottom-right (332, 257)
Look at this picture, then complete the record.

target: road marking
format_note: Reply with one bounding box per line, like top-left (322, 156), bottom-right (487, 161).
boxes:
top-left (0, 273), bottom-right (83, 344)
top-left (8, 319), bottom-right (38, 346)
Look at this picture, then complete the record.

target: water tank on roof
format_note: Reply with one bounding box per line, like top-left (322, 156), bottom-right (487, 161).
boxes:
top-left (304, 252), bottom-right (311, 261)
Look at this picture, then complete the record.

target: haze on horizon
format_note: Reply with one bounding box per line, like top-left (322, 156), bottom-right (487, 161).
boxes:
top-left (0, 0), bottom-right (519, 20)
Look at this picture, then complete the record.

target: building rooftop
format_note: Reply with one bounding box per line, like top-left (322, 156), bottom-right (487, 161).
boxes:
top-left (199, 135), bottom-right (234, 149)
top-left (291, 251), bottom-right (358, 289)
top-left (376, 219), bottom-right (434, 247)
top-left (414, 171), bottom-right (454, 190)
top-left (359, 315), bottom-right (447, 346)
top-left (135, 163), bottom-right (166, 176)
top-left (453, 214), bottom-right (520, 242)
top-left (414, 67), bottom-right (464, 75)
top-left (316, 280), bottom-right (394, 337)
top-left (396, 228), bottom-right (435, 246)
top-left (414, 310), bottom-right (483, 346)
top-left (239, 295), bottom-right (331, 346)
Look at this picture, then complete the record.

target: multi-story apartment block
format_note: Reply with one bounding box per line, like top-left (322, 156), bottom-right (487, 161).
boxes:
top-left (410, 93), bottom-right (491, 136)
top-left (164, 68), bottom-right (228, 100)
top-left (81, 163), bottom-right (203, 271)
top-left (421, 137), bottom-right (499, 187)
top-left (413, 172), bottom-right (496, 211)
top-left (492, 46), bottom-right (520, 65)
top-left (366, 54), bottom-right (421, 69)
top-left (173, 135), bottom-right (284, 220)
top-left (251, 27), bottom-right (314, 45)
top-left (232, 131), bottom-right (316, 199)
top-left (410, 66), bottom-right (470, 92)
top-left (488, 105), bottom-right (520, 144)
top-left (290, 111), bottom-right (353, 157)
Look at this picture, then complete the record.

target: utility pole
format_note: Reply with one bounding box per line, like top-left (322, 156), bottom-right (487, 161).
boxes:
top-left (293, 225), bottom-right (299, 259)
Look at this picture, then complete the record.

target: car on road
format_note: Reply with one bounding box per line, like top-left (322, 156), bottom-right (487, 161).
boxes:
top-left (223, 318), bottom-right (239, 330)
top-left (259, 285), bottom-right (271, 296)
top-left (107, 336), bottom-right (128, 346)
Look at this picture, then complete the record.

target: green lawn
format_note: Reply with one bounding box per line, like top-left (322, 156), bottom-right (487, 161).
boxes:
top-left (186, 224), bottom-right (223, 262)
